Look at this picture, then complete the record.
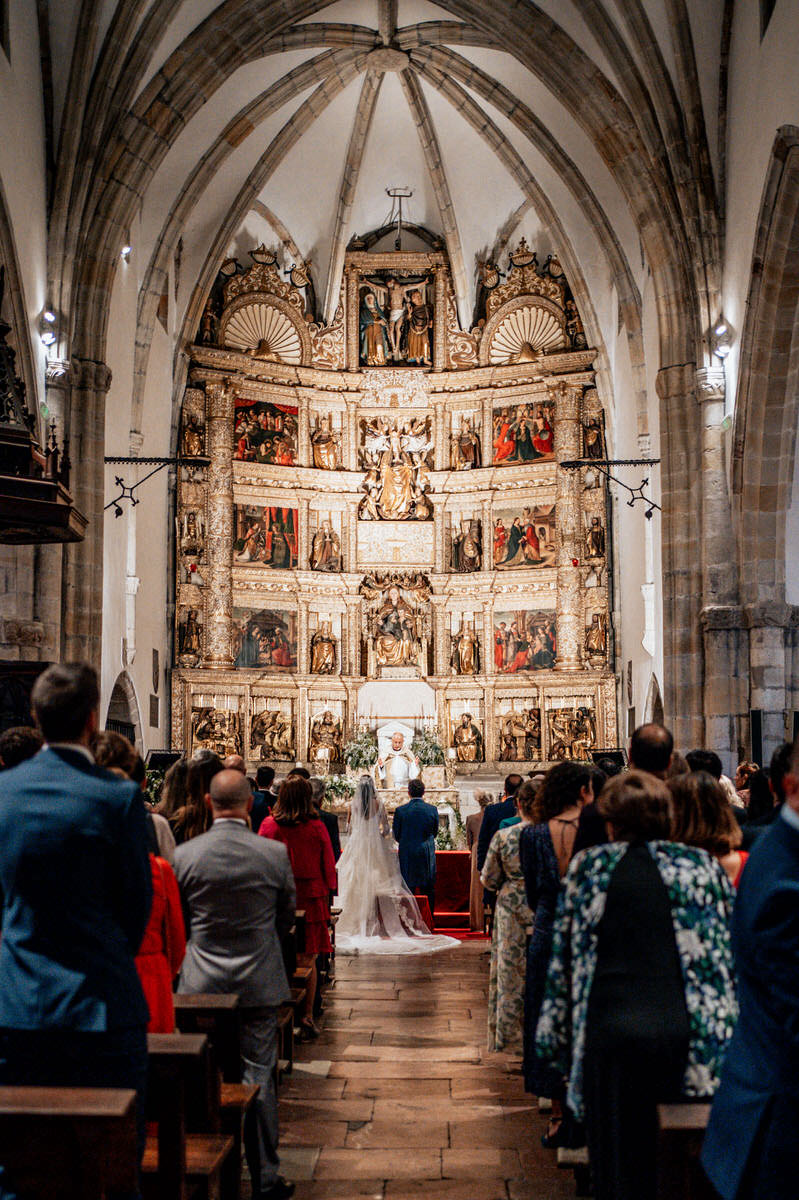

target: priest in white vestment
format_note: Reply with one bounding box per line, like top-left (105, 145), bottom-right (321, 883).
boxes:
top-left (376, 731), bottom-right (420, 788)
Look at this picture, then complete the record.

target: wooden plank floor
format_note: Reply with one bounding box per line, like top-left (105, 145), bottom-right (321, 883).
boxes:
top-left (276, 942), bottom-right (576, 1199)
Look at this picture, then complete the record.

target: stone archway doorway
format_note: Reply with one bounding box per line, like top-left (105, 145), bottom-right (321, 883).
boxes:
top-left (106, 671), bottom-right (143, 748)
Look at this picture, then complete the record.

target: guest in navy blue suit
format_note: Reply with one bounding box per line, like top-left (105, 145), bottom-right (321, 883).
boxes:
top-left (392, 778), bottom-right (439, 914)
top-left (476, 774), bottom-right (523, 876)
top-left (702, 733), bottom-right (799, 1199)
top-left (0, 663), bottom-right (152, 1196)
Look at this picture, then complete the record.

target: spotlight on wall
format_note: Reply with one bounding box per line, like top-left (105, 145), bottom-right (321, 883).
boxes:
top-left (39, 308), bottom-right (57, 346)
top-left (712, 317), bottom-right (733, 360)
top-left (121, 245), bottom-right (132, 262)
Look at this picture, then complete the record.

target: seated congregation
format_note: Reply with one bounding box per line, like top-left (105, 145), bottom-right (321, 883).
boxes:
top-left (1, 665), bottom-right (798, 1199)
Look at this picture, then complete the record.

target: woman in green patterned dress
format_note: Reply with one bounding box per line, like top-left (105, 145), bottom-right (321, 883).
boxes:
top-left (480, 781), bottom-right (536, 1051)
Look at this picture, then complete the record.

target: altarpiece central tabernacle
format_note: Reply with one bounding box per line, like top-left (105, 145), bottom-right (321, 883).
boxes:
top-left (171, 239), bottom-right (617, 786)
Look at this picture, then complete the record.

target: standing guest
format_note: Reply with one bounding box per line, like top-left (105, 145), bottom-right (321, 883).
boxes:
top-left (257, 765), bottom-right (279, 806)
top-left (130, 753), bottom-right (176, 863)
top-left (310, 776), bottom-right (341, 862)
top-left (466, 791), bottom-right (490, 931)
top-left (741, 742), bottom-right (792, 848)
top-left (629, 723), bottom-right (674, 778)
top-left (0, 725), bottom-right (43, 769)
top-left (536, 771), bottom-right (736, 1200)
top-left (481, 784), bottom-right (536, 1052)
top-left (252, 765), bottom-right (278, 832)
top-left (666, 750), bottom-right (691, 778)
top-left (702, 732), bottom-right (799, 1199)
top-left (157, 755), bottom-right (189, 822)
top-left (91, 729), bottom-right (176, 863)
top-left (521, 764), bottom-right (592, 1141)
top-left (224, 753), bottom-right (247, 773)
top-left (170, 750), bottom-right (223, 845)
top-left (0, 663), bottom-right (152, 1190)
top-left (572, 765), bottom-right (608, 855)
top-left (734, 760), bottom-right (759, 808)
top-left (392, 778), bottom-right (439, 917)
top-left (259, 776), bottom-right (337, 1039)
top-left (477, 773), bottom-right (523, 874)
top-left (742, 767), bottom-right (773, 825)
top-left (669, 770), bottom-right (749, 887)
top-left (686, 748), bottom-right (723, 779)
top-left (175, 770), bottom-right (296, 1200)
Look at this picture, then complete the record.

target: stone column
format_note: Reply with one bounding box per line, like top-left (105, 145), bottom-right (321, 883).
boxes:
top-left (481, 498), bottom-right (492, 574)
top-left (746, 603), bottom-right (790, 766)
top-left (347, 599), bottom-right (361, 676)
top-left (432, 598), bottom-right (448, 677)
top-left (298, 600), bottom-right (309, 675)
top-left (433, 400), bottom-right (447, 470)
top-left (297, 392), bottom-right (310, 465)
top-left (483, 681), bottom-right (496, 762)
top-left (346, 508), bottom-right (358, 574)
top-left (297, 686), bottom-right (309, 762)
top-left (553, 383), bottom-right (582, 670)
top-left (482, 605), bottom-right (494, 677)
top-left (345, 267), bottom-right (360, 371)
top-left (298, 497), bottom-right (311, 570)
top-left (433, 500), bottom-right (446, 573)
top-left (203, 380), bottom-right (234, 668)
top-left (62, 357), bottom-right (113, 665)
top-left (433, 266), bottom-right (446, 372)
top-left (343, 400), bottom-right (358, 471)
top-left (481, 395), bottom-right (493, 466)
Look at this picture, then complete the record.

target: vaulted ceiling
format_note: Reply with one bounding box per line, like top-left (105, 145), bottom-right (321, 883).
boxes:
top-left (43, 0), bottom-right (723, 387)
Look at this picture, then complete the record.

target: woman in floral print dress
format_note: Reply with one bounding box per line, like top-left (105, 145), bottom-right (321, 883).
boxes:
top-left (536, 770), bottom-right (737, 1200)
top-left (480, 785), bottom-right (535, 1052)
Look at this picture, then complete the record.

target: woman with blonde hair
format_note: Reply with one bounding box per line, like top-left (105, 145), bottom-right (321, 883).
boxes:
top-left (466, 791), bottom-right (491, 931)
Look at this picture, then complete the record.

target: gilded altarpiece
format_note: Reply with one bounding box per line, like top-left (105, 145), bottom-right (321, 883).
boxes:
top-left (172, 243), bottom-right (616, 769)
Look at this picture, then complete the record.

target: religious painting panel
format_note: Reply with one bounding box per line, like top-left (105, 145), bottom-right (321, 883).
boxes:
top-left (309, 612), bottom-right (341, 675)
top-left (233, 398), bottom-right (298, 465)
top-left (310, 411), bottom-right (343, 470)
top-left (232, 607), bottom-right (298, 671)
top-left (546, 703), bottom-right (597, 762)
top-left (496, 701), bottom-right (543, 762)
top-left (309, 511), bottom-right (343, 572)
top-left (308, 701), bottom-right (345, 770)
top-left (190, 698), bottom-right (242, 757)
top-left (493, 504), bottom-right (556, 569)
top-left (358, 271), bottom-right (434, 367)
top-left (450, 613), bottom-right (481, 676)
top-left (176, 605), bottom-right (203, 668)
top-left (448, 700), bottom-right (484, 764)
top-left (493, 609), bottom-right (557, 674)
top-left (492, 399), bottom-right (554, 465)
top-left (233, 504), bottom-right (298, 569)
top-left (250, 697), bottom-right (295, 762)
top-left (358, 415), bottom-right (433, 521)
top-left (450, 411), bottom-right (482, 470)
top-left (451, 515), bottom-right (482, 573)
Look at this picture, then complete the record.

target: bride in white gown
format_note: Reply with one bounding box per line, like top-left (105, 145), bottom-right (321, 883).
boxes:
top-left (335, 776), bottom-right (458, 955)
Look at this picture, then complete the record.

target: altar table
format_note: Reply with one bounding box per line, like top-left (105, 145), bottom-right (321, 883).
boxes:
top-left (434, 850), bottom-right (470, 914)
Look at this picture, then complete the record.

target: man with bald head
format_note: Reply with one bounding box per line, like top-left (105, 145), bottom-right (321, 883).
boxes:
top-left (629, 722), bottom-right (674, 779)
top-left (174, 769), bottom-right (296, 1200)
top-left (223, 753), bottom-right (246, 774)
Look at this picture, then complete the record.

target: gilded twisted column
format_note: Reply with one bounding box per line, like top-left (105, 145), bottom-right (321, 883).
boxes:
top-left (482, 396), bottom-right (493, 466)
top-left (482, 605), bottom-right (494, 676)
top-left (433, 266), bottom-right (446, 372)
top-left (297, 600), bottom-right (309, 675)
top-left (298, 497), bottom-right (310, 569)
top-left (481, 498), bottom-right (492, 574)
top-left (203, 380), bottom-right (234, 668)
top-left (553, 383), bottom-right (582, 671)
top-left (345, 268), bottom-right (360, 371)
top-left (297, 393), bottom-right (310, 465)
top-left (432, 597), bottom-right (448, 677)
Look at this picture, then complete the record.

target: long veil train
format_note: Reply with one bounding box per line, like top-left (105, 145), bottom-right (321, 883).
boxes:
top-left (335, 777), bottom-right (458, 955)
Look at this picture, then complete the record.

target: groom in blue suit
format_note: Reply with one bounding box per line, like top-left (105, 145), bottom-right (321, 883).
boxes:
top-left (702, 733), bottom-right (799, 1199)
top-left (393, 778), bottom-right (439, 915)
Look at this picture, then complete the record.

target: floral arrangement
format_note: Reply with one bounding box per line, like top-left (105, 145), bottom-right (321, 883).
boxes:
top-left (343, 728), bottom-right (379, 771)
top-left (411, 728), bottom-right (445, 766)
top-left (436, 806), bottom-right (467, 850)
top-left (143, 768), bottom-right (166, 808)
top-left (322, 773), bottom-right (355, 804)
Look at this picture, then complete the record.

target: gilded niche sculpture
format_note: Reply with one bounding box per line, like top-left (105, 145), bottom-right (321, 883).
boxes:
top-left (181, 413), bottom-right (205, 458)
top-left (450, 416), bottom-right (482, 469)
top-left (358, 273), bottom-right (434, 366)
top-left (192, 707), bottom-right (242, 756)
top-left (451, 619), bottom-right (480, 676)
top-left (360, 572), bottom-right (431, 674)
top-left (452, 518), bottom-right (482, 573)
top-left (584, 612), bottom-right (607, 660)
top-left (180, 509), bottom-right (205, 558)
top-left (309, 710), bottom-right (343, 767)
top-left (452, 713), bottom-right (483, 762)
top-left (177, 608), bottom-right (202, 667)
top-left (310, 621), bottom-right (338, 674)
top-left (310, 414), bottom-right (342, 470)
top-left (586, 516), bottom-right (605, 558)
top-left (547, 706), bottom-right (597, 762)
top-left (358, 417), bottom-right (433, 521)
top-left (250, 708), bottom-right (295, 761)
top-left (498, 709), bottom-right (542, 761)
top-left (309, 520), bottom-right (342, 571)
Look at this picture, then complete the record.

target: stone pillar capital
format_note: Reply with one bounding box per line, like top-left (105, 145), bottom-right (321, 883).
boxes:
top-left (695, 366), bottom-right (726, 405)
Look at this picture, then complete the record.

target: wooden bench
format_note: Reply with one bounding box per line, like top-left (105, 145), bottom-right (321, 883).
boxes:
top-left (0, 1086), bottom-right (138, 1200)
top-left (657, 1103), bottom-right (715, 1200)
top-left (174, 992), bottom-right (242, 1083)
top-left (143, 1032), bottom-right (234, 1200)
top-left (219, 1083), bottom-right (259, 1200)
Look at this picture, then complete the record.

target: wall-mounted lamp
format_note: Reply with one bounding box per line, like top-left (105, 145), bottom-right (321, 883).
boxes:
top-left (121, 245), bottom-right (132, 262)
top-left (712, 318), bottom-right (733, 360)
top-left (40, 308), bottom-right (57, 346)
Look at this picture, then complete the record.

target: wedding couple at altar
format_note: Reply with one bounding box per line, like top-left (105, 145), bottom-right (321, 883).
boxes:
top-left (336, 729), bottom-right (456, 955)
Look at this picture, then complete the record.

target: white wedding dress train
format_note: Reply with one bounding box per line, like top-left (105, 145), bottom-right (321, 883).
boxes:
top-left (335, 791), bottom-right (458, 956)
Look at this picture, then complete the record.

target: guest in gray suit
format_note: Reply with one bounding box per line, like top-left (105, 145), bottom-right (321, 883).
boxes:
top-left (174, 769), bottom-right (296, 1200)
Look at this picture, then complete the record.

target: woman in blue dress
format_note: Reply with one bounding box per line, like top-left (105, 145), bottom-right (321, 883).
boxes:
top-left (520, 762), bottom-right (593, 1141)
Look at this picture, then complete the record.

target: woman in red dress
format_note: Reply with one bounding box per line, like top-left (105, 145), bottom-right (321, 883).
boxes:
top-left (135, 855), bottom-right (187, 1032)
top-left (259, 777), bottom-right (337, 1038)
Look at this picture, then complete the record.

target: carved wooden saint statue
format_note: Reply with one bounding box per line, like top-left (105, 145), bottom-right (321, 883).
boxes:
top-left (453, 713), bottom-right (483, 762)
top-left (310, 414), bottom-right (342, 470)
top-left (182, 413), bottom-right (205, 458)
top-left (309, 710), bottom-right (343, 766)
top-left (310, 622), bottom-right (337, 674)
top-left (451, 620), bottom-right (479, 675)
top-left (250, 709), bottom-right (294, 760)
top-left (452, 519), bottom-right (482, 573)
top-left (585, 612), bottom-right (607, 658)
top-left (451, 418), bottom-right (482, 470)
top-left (310, 520), bottom-right (342, 571)
top-left (586, 516), bottom-right (605, 558)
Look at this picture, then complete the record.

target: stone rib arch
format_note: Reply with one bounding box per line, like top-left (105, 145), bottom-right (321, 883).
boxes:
top-left (105, 670), bottom-right (143, 749)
